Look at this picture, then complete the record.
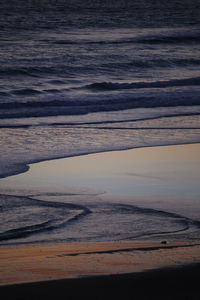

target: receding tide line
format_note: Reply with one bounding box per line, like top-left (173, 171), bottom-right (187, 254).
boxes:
top-left (57, 242), bottom-right (200, 257)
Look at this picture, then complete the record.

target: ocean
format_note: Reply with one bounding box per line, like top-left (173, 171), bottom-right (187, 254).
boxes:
top-left (0, 0), bottom-right (200, 245)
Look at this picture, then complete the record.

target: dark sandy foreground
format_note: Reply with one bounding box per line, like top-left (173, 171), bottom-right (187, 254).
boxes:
top-left (1, 264), bottom-right (200, 300)
top-left (1, 241), bottom-right (200, 299)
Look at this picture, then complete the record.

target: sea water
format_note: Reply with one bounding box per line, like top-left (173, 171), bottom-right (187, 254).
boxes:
top-left (0, 0), bottom-right (200, 245)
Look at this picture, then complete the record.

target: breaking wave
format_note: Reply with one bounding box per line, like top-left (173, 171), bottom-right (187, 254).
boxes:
top-left (87, 77), bottom-right (200, 91)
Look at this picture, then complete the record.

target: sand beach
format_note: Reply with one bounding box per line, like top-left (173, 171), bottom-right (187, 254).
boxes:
top-left (1, 240), bottom-right (200, 299)
top-left (0, 144), bottom-right (200, 299)
top-left (1, 1), bottom-right (200, 298)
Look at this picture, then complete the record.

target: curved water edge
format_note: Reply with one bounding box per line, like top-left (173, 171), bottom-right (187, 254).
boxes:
top-left (1, 105), bottom-right (200, 180)
top-left (1, 143), bottom-right (200, 245)
top-left (1, 1), bottom-right (200, 248)
top-left (1, 193), bottom-right (200, 245)
top-left (0, 141), bottom-right (199, 180)
top-left (0, 194), bottom-right (91, 242)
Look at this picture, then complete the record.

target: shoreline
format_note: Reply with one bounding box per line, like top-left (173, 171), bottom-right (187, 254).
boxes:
top-left (1, 143), bottom-right (200, 298)
top-left (1, 141), bottom-right (200, 180)
top-left (1, 142), bottom-right (200, 245)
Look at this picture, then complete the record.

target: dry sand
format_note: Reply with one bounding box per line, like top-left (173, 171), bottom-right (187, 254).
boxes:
top-left (1, 240), bottom-right (200, 286)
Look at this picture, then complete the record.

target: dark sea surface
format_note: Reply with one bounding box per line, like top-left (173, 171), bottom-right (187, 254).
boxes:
top-left (0, 0), bottom-right (200, 245)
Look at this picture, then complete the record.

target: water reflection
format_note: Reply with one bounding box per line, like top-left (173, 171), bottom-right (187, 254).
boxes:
top-left (1, 144), bottom-right (200, 198)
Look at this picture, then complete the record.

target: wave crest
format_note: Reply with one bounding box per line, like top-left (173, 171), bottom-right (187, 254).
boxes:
top-left (87, 77), bottom-right (200, 91)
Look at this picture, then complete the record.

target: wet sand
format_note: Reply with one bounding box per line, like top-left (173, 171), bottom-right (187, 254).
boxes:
top-left (1, 144), bottom-right (200, 299)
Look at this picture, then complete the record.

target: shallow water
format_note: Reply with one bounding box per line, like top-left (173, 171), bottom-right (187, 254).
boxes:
top-left (0, 0), bottom-right (200, 178)
top-left (1, 144), bottom-right (200, 245)
top-left (0, 0), bottom-right (200, 246)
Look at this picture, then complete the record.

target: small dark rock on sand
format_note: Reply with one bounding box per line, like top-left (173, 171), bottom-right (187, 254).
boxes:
top-left (161, 241), bottom-right (167, 244)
